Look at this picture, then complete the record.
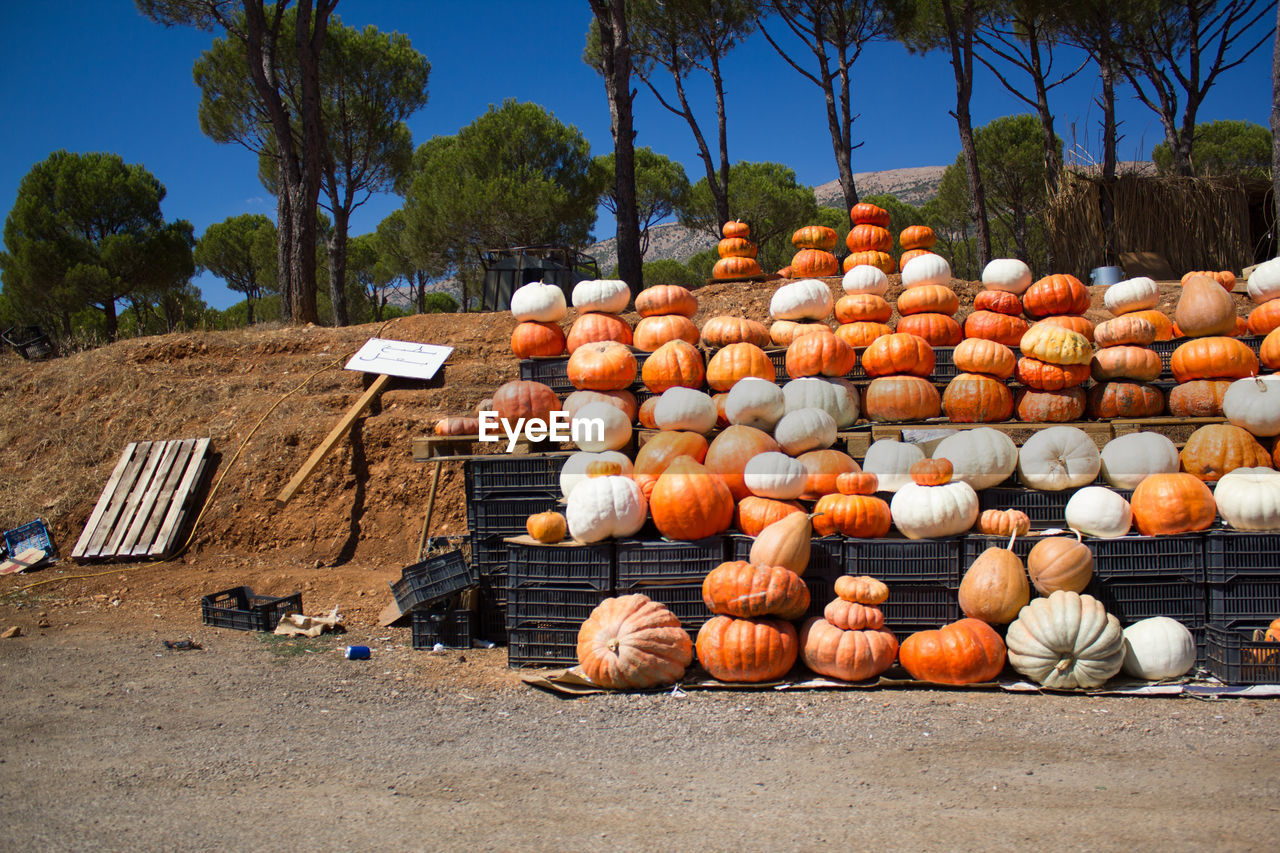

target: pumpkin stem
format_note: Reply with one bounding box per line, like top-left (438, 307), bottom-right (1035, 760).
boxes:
top-left (1072, 528), bottom-right (1083, 543)
top-left (1006, 530), bottom-right (1017, 551)
top-left (606, 638), bottom-right (620, 653)
top-left (1054, 657), bottom-right (1074, 674)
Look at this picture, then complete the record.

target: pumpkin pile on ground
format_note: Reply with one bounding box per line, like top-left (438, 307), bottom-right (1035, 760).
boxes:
top-left (799, 575), bottom-right (898, 682)
top-left (966, 258), bottom-right (1031, 346)
top-left (1014, 319), bottom-right (1093, 422)
top-left (861, 332), bottom-right (942, 422)
top-left (787, 225), bottom-right (840, 279)
top-left (695, 557), bottom-right (806, 683)
top-left (509, 280), bottom-right (569, 358)
top-left (897, 254), bottom-right (962, 346)
top-left (844, 203), bottom-right (894, 275)
top-left (712, 220), bottom-right (763, 280)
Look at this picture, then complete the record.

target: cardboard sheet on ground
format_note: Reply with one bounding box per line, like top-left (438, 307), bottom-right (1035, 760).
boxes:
top-left (0, 547), bottom-right (48, 575)
top-left (273, 607), bottom-right (343, 638)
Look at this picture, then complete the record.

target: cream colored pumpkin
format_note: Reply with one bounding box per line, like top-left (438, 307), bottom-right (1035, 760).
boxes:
top-left (890, 481), bottom-right (980, 539)
top-left (1245, 256), bottom-right (1280, 304)
top-left (1065, 486), bottom-right (1132, 539)
top-left (1221, 375), bottom-right (1280, 437)
top-left (510, 280), bottom-right (568, 322)
top-left (770, 278), bottom-right (834, 321)
top-left (773, 407), bottom-right (838, 456)
top-left (862, 439), bottom-right (925, 492)
top-left (1121, 617), bottom-right (1197, 681)
top-left (981, 258), bottom-right (1032, 294)
top-left (1019, 324), bottom-right (1092, 365)
top-left (841, 264), bottom-right (890, 296)
top-left (566, 474), bottom-right (648, 543)
top-left (931, 428), bottom-right (1018, 490)
top-left (1005, 590), bottom-right (1126, 688)
top-left (1213, 467), bottom-right (1280, 531)
top-left (1102, 276), bottom-right (1159, 316)
top-left (559, 450), bottom-right (634, 498)
top-left (653, 387), bottom-right (718, 434)
top-left (743, 451), bottom-right (808, 500)
top-left (569, 402), bottom-right (632, 452)
top-left (1018, 426), bottom-right (1102, 490)
top-left (901, 253), bottom-right (952, 289)
top-left (782, 377), bottom-right (860, 428)
top-left (725, 377), bottom-right (786, 432)
top-left (1099, 432), bottom-right (1180, 489)
top-left (572, 278), bottom-right (630, 314)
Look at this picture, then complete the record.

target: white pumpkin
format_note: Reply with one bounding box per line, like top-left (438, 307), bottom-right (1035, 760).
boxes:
top-left (1213, 467), bottom-right (1280, 531)
top-left (566, 474), bottom-right (648, 543)
top-left (510, 281), bottom-right (568, 322)
top-left (890, 481), bottom-right (979, 539)
top-left (1222, 375), bottom-right (1280, 437)
top-left (743, 451), bottom-right (808, 500)
top-left (772, 407), bottom-right (838, 456)
top-left (1121, 617), bottom-right (1197, 680)
top-left (981, 258), bottom-right (1032, 294)
top-left (1245, 256), bottom-right (1280, 304)
top-left (571, 401), bottom-right (632, 452)
top-left (725, 377), bottom-right (785, 432)
top-left (1099, 432), bottom-right (1180, 489)
top-left (653, 387), bottom-right (718, 434)
top-left (572, 278), bottom-right (630, 314)
top-left (862, 439), bottom-right (925, 492)
top-left (1102, 276), bottom-right (1159, 316)
top-left (559, 450), bottom-right (634, 498)
top-left (1065, 486), bottom-right (1132, 539)
top-left (931, 428), bottom-right (1018, 490)
top-left (1018, 426), bottom-right (1102, 491)
top-left (770, 278), bottom-right (833, 321)
top-left (841, 264), bottom-right (889, 297)
top-left (1006, 590), bottom-right (1126, 688)
top-left (900, 253), bottom-right (951, 289)
top-left (781, 377), bottom-right (860, 428)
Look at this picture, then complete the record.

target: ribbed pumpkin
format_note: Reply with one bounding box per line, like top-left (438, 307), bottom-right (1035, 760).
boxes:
top-left (835, 321), bottom-right (893, 348)
top-left (702, 561), bottom-right (810, 620)
top-left (1019, 324), bottom-right (1092, 365)
top-left (1023, 274), bottom-right (1090, 318)
top-left (1176, 273), bottom-right (1238, 337)
top-left (1248, 300), bottom-right (1280, 335)
top-left (1179, 423), bottom-right (1272, 482)
top-left (897, 284), bottom-right (960, 317)
top-left (1014, 387), bottom-right (1087, 422)
top-left (842, 251), bottom-right (896, 275)
top-left (749, 511), bottom-right (813, 576)
top-left (649, 456), bottom-right (734, 540)
top-left (899, 224), bottom-right (937, 251)
top-left (734, 496), bottom-right (804, 536)
top-left (704, 425), bottom-right (780, 501)
top-left (976, 508), bottom-right (1031, 537)
top-left (435, 416), bottom-right (480, 436)
top-left (1181, 269), bottom-right (1236, 290)
top-left (898, 619), bottom-right (1007, 684)
top-left (1090, 346), bottom-right (1162, 382)
top-left (492, 379), bottom-right (561, 424)
top-left (701, 315), bottom-right (770, 348)
top-left (1086, 382), bottom-right (1165, 418)
top-left (1170, 336), bottom-right (1259, 382)
top-left (785, 330), bottom-right (857, 378)
top-left (942, 373), bottom-right (1014, 422)
top-left (812, 491), bottom-right (892, 537)
top-left (862, 332), bottom-right (936, 378)
top-left (566, 312), bottom-right (633, 352)
top-left (846, 223), bottom-right (893, 253)
top-left (1131, 472), bottom-right (1217, 535)
top-left (567, 340), bottom-right (637, 391)
top-left (641, 339), bottom-right (705, 393)
top-left (864, 376), bottom-right (943, 421)
top-left (1262, 326), bottom-right (1280, 370)
top-left (898, 248), bottom-right (933, 270)
top-left (849, 202), bottom-right (890, 226)
top-left (696, 616), bottom-right (798, 683)
top-left (800, 617), bottom-right (899, 682)
top-left (1168, 380), bottom-right (1232, 417)
top-left (632, 431), bottom-right (709, 498)
top-left (896, 312), bottom-right (963, 346)
top-left (958, 539), bottom-right (1030, 624)
top-left (953, 337), bottom-right (1016, 379)
top-left (632, 314), bottom-right (699, 351)
top-left (635, 285), bottom-right (698, 318)
top-left (835, 575), bottom-right (890, 604)
top-left (770, 319), bottom-right (831, 347)
top-left (1027, 533), bottom-right (1094, 596)
top-left (964, 311), bottom-right (1030, 347)
top-left (823, 599), bottom-right (885, 630)
top-left (790, 248), bottom-right (840, 278)
top-left (974, 289), bottom-right (1023, 316)
top-left (722, 220), bottom-right (751, 239)
top-left (511, 320), bottom-right (567, 358)
top-left (1015, 358), bottom-right (1090, 390)
top-left (706, 342), bottom-right (777, 391)
top-left (1094, 315), bottom-right (1157, 348)
top-left (835, 293), bottom-right (893, 324)
top-left (712, 256), bottom-right (763, 280)
top-left (577, 594), bottom-right (693, 689)
top-left (718, 237), bottom-right (755, 258)
top-left (792, 225), bottom-right (839, 252)
top-left (1125, 309), bottom-right (1176, 341)
top-left (638, 396), bottom-right (659, 429)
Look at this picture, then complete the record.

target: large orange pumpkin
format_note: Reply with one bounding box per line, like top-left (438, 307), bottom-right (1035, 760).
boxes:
top-left (649, 456), bottom-right (734, 540)
top-left (1091, 346), bottom-right (1162, 382)
top-left (1023, 274), bottom-right (1091, 318)
top-left (897, 284), bottom-right (960, 317)
top-left (964, 310), bottom-right (1030, 347)
top-left (1014, 387), bottom-right (1086, 422)
top-left (734, 496), bottom-right (804, 536)
top-left (835, 293), bottom-right (893, 324)
top-left (863, 376), bottom-right (943, 421)
top-left (861, 332), bottom-right (936, 378)
top-left (632, 431), bottom-right (709, 498)
top-left (635, 285), bottom-right (698, 318)
top-left (1170, 336), bottom-right (1259, 382)
top-left (812, 492), bottom-right (892, 537)
top-left (712, 256), bottom-right (764, 280)
top-left (511, 320), bottom-right (567, 358)
top-left (1130, 472), bottom-right (1217, 535)
top-left (836, 321), bottom-right (893, 348)
top-left (632, 314), bottom-right (699, 351)
top-left (1179, 423), bottom-right (1272, 482)
top-left (974, 289), bottom-right (1023, 316)
top-left (842, 251), bottom-right (895, 275)
top-left (849, 203), bottom-right (890, 227)
top-left (1248, 300), bottom-right (1280, 336)
top-left (792, 225), bottom-right (839, 252)
top-left (1125, 309), bottom-right (1176, 341)
top-left (701, 315), bottom-right (770, 348)
top-left (790, 248), bottom-right (840, 278)
top-left (566, 312), bottom-right (633, 352)
top-left (796, 448), bottom-right (861, 499)
top-left (1015, 357), bottom-right (1091, 390)
top-left (898, 619), bottom-right (1007, 684)
top-left (491, 379), bottom-right (561, 424)
top-left (899, 224), bottom-right (936, 251)
top-left (770, 319), bottom-right (831, 347)
top-left (896, 312), bottom-right (963, 346)
top-left (786, 330), bottom-right (858, 378)
top-left (722, 220), bottom-right (751, 239)
top-left (717, 236), bottom-right (757, 258)
top-left (641, 339), bottom-right (705, 393)
top-left (942, 373), bottom-right (1015, 422)
top-left (567, 340), bottom-right (638, 391)
top-left (1086, 382), bottom-right (1165, 418)
top-left (953, 337), bottom-right (1016, 379)
top-left (705, 342), bottom-right (776, 391)
top-left (846, 224), bottom-right (893, 253)
top-left (702, 561), bottom-right (810, 620)
top-left (704, 425), bottom-right (780, 501)
top-left (696, 616), bottom-right (799, 683)
top-left (800, 617), bottom-right (899, 682)
top-left (1168, 380), bottom-right (1232, 417)
top-left (576, 594), bottom-right (693, 689)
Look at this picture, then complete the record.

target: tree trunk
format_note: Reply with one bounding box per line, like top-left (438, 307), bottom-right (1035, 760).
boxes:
top-left (287, 182), bottom-right (319, 323)
top-left (104, 297), bottom-right (118, 342)
top-left (1027, 26), bottom-right (1061, 198)
top-left (416, 271), bottom-right (428, 313)
top-left (275, 181), bottom-right (294, 322)
top-left (327, 207), bottom-right (349, 326)
top-left (1273, 1), bottom-right (1280, 234)
top-left (1100, 50), bottom-right (1119, 265)
top-left (944, 0), bottom-right (991, 268)
top-left (291, 1), bottom-right (329, 325)
top-left (710, 50), bottom-right (732, 226)
top-left (246, 293), bottom-right (256, 326)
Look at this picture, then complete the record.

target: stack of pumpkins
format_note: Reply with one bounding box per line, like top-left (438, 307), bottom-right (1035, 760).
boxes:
top-left (861, 331), bottom-right (942, 422)
top-left (632, 285), bottom-right (699, 352)
top-left (1014, 275), bottom-right (1095, 422)
top-left (509, 280), bottom-right (569, 358)
top-left (965, 259), bottom-right (1033, 347)
top-left (1169, 273), bottom-right (1257, 418)
top-left (769, 278), bottom-right (834, 346)
top-left (799, 575), bottom-right (899, 682)
top-left (787, 225), bottom-right (841, 279)
top-left (898, 225), bottom-right (938, 271)
top-left (695, 559), bottom-right (808, 683)
top-left (712, 220), bottom-right (764, 281)
top-left (844, 203), bottom-right (895, 275)
top-left (1023, 273), bottom-right (1094, 342)
top-left (1246, 257), bottom-right (1280, 339)
top-left (942, 337), bottom-right (1016, 422)
top-left (896, 253), bottom-right (962, 346)
top-left (1087, 311), bottom-right (1165, 419)
top-left (834, 264), bottom-right (894, 348)
top-left (567, 278), bottom-right (633, 351)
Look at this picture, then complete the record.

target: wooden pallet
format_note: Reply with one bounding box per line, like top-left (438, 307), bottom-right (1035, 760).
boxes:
top-left (1110, 416), bottom-right (1226, 447)
top-left (71, 438), bottom-right (212, 562)
top-left (870, 421), bottom-right (1116, 449)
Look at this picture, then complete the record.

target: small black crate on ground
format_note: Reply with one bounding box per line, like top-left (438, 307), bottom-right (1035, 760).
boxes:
top-left (506, 537), bottom-right (613, 589)
top-left (506, 584), bottom-right (613, 629)
top-left (1205, 624), bottom-right (1280, 685)
top-left (1, 325), bottom-right (55, 360)
top-left (878, 583), bottom-right (960, 631)
top-left (615, 536), bottom-right (726, 584)
top-left (1204, 531), bottom-right (1280, 583)
top-left (469, 494), bottom-right (562, 535)
top-left (620, 580), bottom-right (712, 633)
top-left (201, 586), bottom-right (302, 632)
top-left (411, 608), bottom-right (474, 650)
top-left (978, 487), bottom-right (1075, 529)
top-left (464, 454), bottom-right (565, 499)
top-left (1091, 534), bottom-right (1205, 580)
top-left (389, 550), bottom-right (474, 612)
top-left (727, 533), bottom-right (844, 577)
top-left (508, 624), bottom-right (579, 666)
top-left (845, 537), bottom-right (963, 585)
top-left (518, 357), bottom-right (573, 393)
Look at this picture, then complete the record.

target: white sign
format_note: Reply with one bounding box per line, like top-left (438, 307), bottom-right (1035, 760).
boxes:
top-left (344, 338), bottom-right (453, 381)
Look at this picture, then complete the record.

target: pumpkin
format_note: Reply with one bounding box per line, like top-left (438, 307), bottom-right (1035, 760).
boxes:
top-left (1213, 467), bottom-right (1280, 531)
top-left (1121, 617), bottom-right (1197, 681)
top-left (1094, 315), bottom-right (1157, 348)
top-left (635, 284), bottom-right (697, 318)
top-left (849, 202), bottom-right (890, 226)
top-left (897, 284), bottom-right (960, 317)
top-left (773, 407), bottom-right (838, 456)
top-left (704, 425), bottom-right (780, 500)
top-left (976, 508), bottom-right (1031, 537)
top-left (964, 311), bottom-right (1031, 347)
top-left (1090, 346), bottom-right (1162, 382)
top-left (632, 314), bottom-right (699, 351)
top-left (735, 496), bottom-right (804, 536)
top-left (491, 379), bottom-right (561, 425)
top-left (835, 293), bottom-right (893, 324)
top-left (577, 594), bottom-right (693, 689)
top-left (982, 258), bottom-right (1033, 294)
top-left (696, 616), bottom-right (798, 683)
top-left (898, 619), bottom-right (1007, 684)
top-left (1252, 301), bottom-right (1280, 336)
top-left (959, 539), bottom-right (1030, 624)
top-left (712, 256), bottom-right (764, 279)
top-left (790, 248), bottom-right (840, 278)
top-left (770, 278), bottom-right (834, 321)
top-left (1019, 324), bottom-right (1092, 365)
top-left (1086, 382), bottom-right (1165, 419)
top-left (1125, 308), bottom-right (1176, 340)
top-left (835, 321), bottom-right (893, 348)
top-left (782, 377), bottom-right (861, 428)
top-left (526, 511), bottom-right (568, 543)
top-left (722, 220), bottom-right (751, 239)
top-left (706, 342), bottom-right (776, 391)
top-left (1245, 256), bottom-right (1280, 303)
top-left (1023, 274), bottom-right (1090, 318)
top-left (841, 264), bottom-right (890, 296)
top-left (770, 319), bottom-right (830, 346)
top-left (1175, 274), bottom-right (1238, 337)
top-left (846, 223), bottom-right (892, 253)
top-left (899, 224), bottom-right (936, 251)
top-left (1018, 426), bottom-right (1102, 490)
top-left (649, 456), bottom-right (734, 541)
top-left (638, 397), bottom-right (659, 429)
top-left (1005, 590), bottom-right (1125, 688)
top-left (795, 448), bottom-right (861, 499)
top-left (1168, 379), bottom-right (1232, 417)
top-left (953, 337), bottom-right (1016, 379)
top-left (510, 280), bottom-right (569, 323)
top-left (896, 312), bottom-right (963, 346)
top-left (863, 376), bottom-right (942, 422)
top-left (800, 618), bottom-right (899, 682)
top-left (1179, 423), bottom-right (1271, 481)
top-left (1034, 314), bottom-right (1095, 341)
top-left (565, 471), bottom-right (648, 542)
top-left (942, 373), bottom-right (1014, 422)
top-left (836, 471), bottom-right (879, 495)
top-left (1027, 532), bottom-right (1093, 596)
top-left (1222, 375), bottom-right (1280, 437)
top-left (974, 289), bottom-right (1023, 316)
top-left (1015, 358), bottom-right (1091, 391)
top-left (862, 332), bottom-right (936, 378)
top-left (566, 312), bottom-right (633, 352)
top-left (1102, 276), bottom-right (1159, 316)
top-left (1181, 269), bottom-right (1236, 290)
top-left (631, 432), bottom-right (707, 498)
top-left (842, 251), bottom-right (896, 275)
top-left (1098, 432), bottom-right (1179, 489)
top-left (749, 511), bottom-right (813, 576)
top-left (570, 402), bottom-right (633, 452)
top-left (567, 340), bottom-right (637, 391)
top-left (1014, 387), bottom-right (1087, 422)
top-left (641, 339), bottom-right (705, 393)
top-left (723, 377), bottom-right (784, 431)
top-left (572, 278), bottom-right (630, 314)
top-left (1064, 486), bottom-right (1132, 538)
top-left (861, 438), bottom-right (925, 492)
top-left (702, 561), bottom-right (810, 620)
top-left (1170, 336), bottom-right (1258, 382)
top-left (835, 575), bottom-right (890, 604)
top-left (434, 416), bottom-right (480, 436)
top-left (890, 479), bottom-right (980, 539)
top-left (653, 387), bottom-right (718, 434)
top-left (701, 315), bottom-right (770, 348)
top-left (909, 457), bottom-right (953, 485)
top-left (1230, 315), bottom-right (1250, 337)
top-left (900, 253), bottom-right (952, 289)
top-left (559, 451), bottom-right (634, 498)
top-left (563, 389), bottom-right (637, 422)
top-left (932, 427), bottom-right (1019, 489)
top-left (718, 236), bottom-right (757, 259)
top-left (813, 491), bottom-right (892, 538)
top-left (1130, 472), bottom-right (1217, 535)
top-left (510, 320), bottom-right (567, 358)
top-left (786, 330), bottom-right (857, 378)
top-left (898, 249), bottom-right (934, 270)
top-left (792, 224), bottom-right (839, 252)
top-left (743, 452), bottom-right (808, 500)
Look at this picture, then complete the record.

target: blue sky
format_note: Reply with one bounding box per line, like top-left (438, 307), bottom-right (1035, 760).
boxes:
top-left (0, 1), bottom-right (1273, 310)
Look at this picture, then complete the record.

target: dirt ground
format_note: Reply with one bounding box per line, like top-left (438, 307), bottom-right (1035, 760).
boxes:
top-left (0, 275), bottom-right (1274, 849)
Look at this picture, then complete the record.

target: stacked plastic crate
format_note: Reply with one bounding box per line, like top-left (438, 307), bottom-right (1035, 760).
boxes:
top-left (504, 538), bottom-right (615, 666)
top-left (848, 537), bottom-right (965, 633)
top-left (1205, 530), bottom-right (1280, 684)
top-left (614, 536), bottom-right (727, 635)
top-left (388, 549), bottom-right (478, 649)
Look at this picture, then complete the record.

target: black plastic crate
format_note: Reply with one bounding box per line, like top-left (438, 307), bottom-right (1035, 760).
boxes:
top-left (1085, 574), bottom-right (1205, 629)
top-left (762, 347), bottom-right (790, 382)
top-left (389, 550), bottom-right (474, 612)
top-left (478, 598), bottom-right (507, 644)
top-left (1204, 531), bottom-right (1280, 583)
top-left (411, 608), bottom-right (474, 650)
top-left (803, 575), bottom-right (833, 619)
top-left (507, 538), bottom-right (613, 589)
top-left (469, 495), bottom-right (562, 534)
top-left (1, 325), bottom-right (55, 360)
top-left (962, 534), bottom-right (1035, 567)
top-left (615, 536), bottom-right (726, 584)
top-left (620, 580), bottom-right (712, 633)
top-left (470, 532), bottom-right (510, 577)
top-left (1208, 577), bottom-right (1280, 626)
top-left (201, 586), bottom-right (302, 632)
top-left (464, 454), bottom-right (565, 499)
top-left (2, 518), bottom-right (55, 559)
top-left (476, 565), bottom-right (509, 608)
top-left (1151, 339), bottom-right (1177, 379)
top-left (727, 533), bottom-right (844, 577)
top-left (878, 583), bottom-right (960, 631)
top-left (508, 624), bottom-right (580, 666)
top-left (978, 487), bottom-right (1075, 529)
top-left (518, 357), bottom-right (573, 394)
top-left (931, 345), bottom-right (958, 380)
top-left (1091, 534), bottom-right (1205, 580)
top-left (506, 584), bottom-right (613, 629)
top-left (1205, 624), bottom-right (1280, 685)
top-left (844, 537), bottom-right (963, 585)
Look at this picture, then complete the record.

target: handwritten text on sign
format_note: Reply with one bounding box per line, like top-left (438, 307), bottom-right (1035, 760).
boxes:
top-left (344, 338), bottom-right (453, 381)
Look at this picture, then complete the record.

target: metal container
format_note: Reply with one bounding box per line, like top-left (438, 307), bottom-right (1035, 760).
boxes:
top-left (1091, 266), bottom-right (1124, 287)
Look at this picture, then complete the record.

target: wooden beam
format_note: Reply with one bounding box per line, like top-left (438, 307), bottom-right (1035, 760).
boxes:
top-left (275, 373), bottom-right (392, 507)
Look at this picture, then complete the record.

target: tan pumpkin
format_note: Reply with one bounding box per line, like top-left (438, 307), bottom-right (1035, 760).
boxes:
top-left (1026, 533), bottom-right (1093, 596)
top-left (526, 511), bottom-right (568, 543)
top-left (749, 511), bottom-right (813, 576)
top-left (701, 315), bottom-right (771, 348)
top-left (1168, 380), bottom-right (1232, 417)
top-left (800, 618), bottom-right (899, 682)
top-left (1178, 423), bottom-right (1272, 482)
top-left (953, 337), bottom-right (1016, 379)
top-left (576, 594), bottom-right (693, 689)
top-left (1090, 346), bottom-right (1163, 382)
top-left (834, 575), bottom-right (890, 604)
top-left (770, 319), bottom-right (832, 347)
top-left (823, 599), bottom-right (886, 630)
top-left (1014, 387), bottom-right (1087, 422)
top-left (958, 536), bottom-right (1030, 624)
top-left (1094, 315), bottom-right (1157, 349)
top-left (1175, 273), bottom-right (1238, 337)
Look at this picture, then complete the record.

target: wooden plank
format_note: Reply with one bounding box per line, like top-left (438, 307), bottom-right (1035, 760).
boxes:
top-left (102, 441), bottom-right (170, 557)
top-left (148, 438), bottom-right (211, 557)
top-left (150, 454), bottom-right (210, 558)
top-left (118, 440), bottom-right (184, 555)
top-left (130, 439), bottom-right (195, 556)
top-left (839, 431), bottom-right (872, 459)
top-left (83, 441), bottom-right (154, 559)
top-left (276, 373), bottom-right (393, 506)
top-left (71, 443), bottom-right (139, 559)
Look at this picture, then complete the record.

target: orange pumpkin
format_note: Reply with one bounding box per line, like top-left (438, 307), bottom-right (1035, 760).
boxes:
top-left (701, 315), bottom-right (771, 349)
top-left (770, 319), bottom-right (831, 347)
top-left (632, 431), bottom-right (710, 498)
top-left (849, 203), bottom-right (890, 227)
top-left (1168, 380), bottom-right (1232, 417)
top-left (576, 594), bottom-right (693, 689)
top-left (899, 224), bottom-right (936, 251)
top-left (1179, 423), bottom-right (1272, 482)
top-left (1248, 300), bottom-right (1280, 336)
top-left (434, 416), bottom-right (480, 436)
top-left (834, 575), bottom-right (890, 604)
top-left (526, 511), bottom-right (567, 543)
top-left (1230, 315), bottom-right (1249, 337)
top-left (1181, 269), bottom-right (1236, 290)
top-left (1014, 387), bottom-right (1086, 422)
top-left (897, 284), bottom-right (960, 317)
top-left (898, 249), bottom-right (933, 270)
top-left (863, 376), bottom-right (943, 422)
top-left (976, 508), bottom-right (1031, 537)
top-left (1091, 345), bottom-right (1162, 382)
top-left (734, 496), bottom-right (804, 536)
top-left (835, 321), bottom-right (893, 348)
top-left (632, 314), bottom-right (699, 351)
top-left (722, 220), bottom-right (751, 239)
top-left (696, 616), bottom-right (799, 683)
top-left (786, 331), bottom-right (857, 378)
top-left (792, 225), bottom-right (839, 252)
top-left (953, 337), bottom-right (1016, 379)
top-left (566, 312), bottom-right (632, 352)
top-left (491, 380), bottom-right (561, 424)
top-left (717, 236), bottom-right (757, 258)
top-left (896, 312), bottom-right (963, 346)
top-left (511, 320), bottom-right (567, 358)
top-left (1125, 309), bottom-right (1176, 341)
top-left (713, 392), bottom-right (730, 428)
top-left (835, 293), bottom-right (893, 324)
top-left (898, 619), bottom-right (1007, 684)
top-left (813, 492), bottom-right (891, 537)
top-left (1094, 315), bottom-right (1157, 348)
top-left (796, 448), bottom-right (861, 500)
top-left (641, 339), bottom-right (705, 393)
top-left (942, 373), bottom-right (1015, 422)
top-left (1262, 327), bottom-right (1280, 370)
top-left (650, 456), bottom-right (734, 541)
top-left (799, 617), bottom-right (899, 682)
top-left (1015, 357), bottom-right (1090, 390)
top-left (712, 256), bottom-right (764, 280)
top-left (861, 332), bottom-right (936, 378)
top-left (1034, 314), bottom-right (1095, 341)
top-left (635, 284), bottom-right (698, 318)
top-left (1023, 274), bottom-right (1091, 318)
top-left (1170, 336), bottom-right (1259, 382)
top-left (790, 248), bottom-right (840, 278)
top-left (704, 425), bottom-right (780, 501)
top-left (842, 251), bottom-right (895, 275)
top-left (847, 225), bottom-right (893, 253)
top-left (1130, 472), bottom-right (1217, 535)
top-left (836, 471), bottom-right (879, 495)
top-left (705, 342), bottom-right (776, 391)
top-left (567, 340), bottom-right (637, 391)
top-left (564, 389), bottom-right (637, 422)
top-left (964, 311), bottom-right (1030, 347)
top-left (910, 457), bottom-right (954, 485)
top-left (638, 396), bottom-right (660, 429)
top-left (1086, 382), bottom-right (1165, 418)
top-left (823, 599), bottom-right (886, 630)
top-left (974, 289), bottom-right (1023, 316)
top-left (702, 561), bottom-right (810, 621)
